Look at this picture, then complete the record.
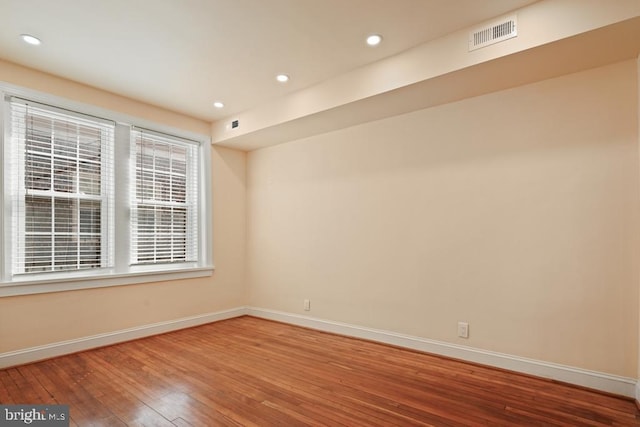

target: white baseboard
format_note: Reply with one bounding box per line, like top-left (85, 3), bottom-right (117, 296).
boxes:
top-left (246, 307), bottom-right (638, 398)
top-left (0, 307), bottom-right (247, 369)
top-left (2, 305), bottom-right (637, 399)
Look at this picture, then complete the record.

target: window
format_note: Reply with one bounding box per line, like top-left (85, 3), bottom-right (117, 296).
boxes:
top-left (131, 129), bottom-right (198, 265)
top-left (8, 99), bottom-right (114, 275)
top-left (1, 92), bottom-right (212, 296)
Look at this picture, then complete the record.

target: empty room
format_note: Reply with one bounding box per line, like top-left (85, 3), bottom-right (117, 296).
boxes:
top-left (1, 0), bottom-right (640, 425)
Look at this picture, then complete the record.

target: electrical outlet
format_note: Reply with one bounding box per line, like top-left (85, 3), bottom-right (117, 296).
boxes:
top-left (304, 299), bottom-right (311, 311)
top-left (457, 322), bottom-right (469, 338)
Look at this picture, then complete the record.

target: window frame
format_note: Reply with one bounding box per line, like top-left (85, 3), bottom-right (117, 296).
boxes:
top-left (0, 83), bottom-right (213, 297)
top-left (9, 98), bottom-right (115, 275)
top-left (130, 127), bottom-right (200, 266)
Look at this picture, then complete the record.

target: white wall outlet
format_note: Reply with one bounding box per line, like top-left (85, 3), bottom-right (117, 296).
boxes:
top-left (304, 299), bottom-right (311, 311)
top-left (457, 322), bottom-right (469, 338)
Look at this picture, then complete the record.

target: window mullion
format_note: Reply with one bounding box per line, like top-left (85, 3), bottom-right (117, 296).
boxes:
top-left (112, 123), bottom-right (130, 273)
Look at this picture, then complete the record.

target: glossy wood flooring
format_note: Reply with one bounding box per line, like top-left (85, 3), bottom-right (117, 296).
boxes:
top-left (1, 316), bottom-right (638, 426)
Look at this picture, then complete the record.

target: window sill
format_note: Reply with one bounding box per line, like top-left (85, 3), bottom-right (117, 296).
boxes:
top-left (0, 266), bottom-right (215, 297)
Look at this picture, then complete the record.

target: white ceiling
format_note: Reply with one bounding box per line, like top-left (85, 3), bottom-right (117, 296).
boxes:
top-left (0, 0), bottom-right (538, 122)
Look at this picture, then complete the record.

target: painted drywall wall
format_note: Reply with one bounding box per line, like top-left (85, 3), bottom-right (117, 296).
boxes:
top-left (0, 59), bottom-right (209, 136)
top-left (0, 61), bottom-right (247, 353)
top-left (247, 60), bottom-right (640, 377)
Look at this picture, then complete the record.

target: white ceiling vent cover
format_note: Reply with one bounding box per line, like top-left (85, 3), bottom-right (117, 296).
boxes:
top-left (469, 15), bottom-right (517, 51)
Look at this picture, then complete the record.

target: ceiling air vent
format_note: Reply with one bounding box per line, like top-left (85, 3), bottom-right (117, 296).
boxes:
top-left (469, 15), bottom-right (517, 51)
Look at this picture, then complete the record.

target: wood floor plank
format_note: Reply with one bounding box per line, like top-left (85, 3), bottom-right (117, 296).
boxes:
top-left (15, 365), bottom-right (58, 404)
top-left (0, 371), bottom-right (14, 403)
top-left (67, 354), bottom-right (174, 427)
top-left (0, 316), bottom-right (638, 426)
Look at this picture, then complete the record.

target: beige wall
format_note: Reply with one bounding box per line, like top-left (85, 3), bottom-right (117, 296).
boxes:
top-left (0, 59), bottom-right (209, 136)
top-left (0, 61), bottom-right (247, 353)
top-left (247, 60), bottom-right (640, 377)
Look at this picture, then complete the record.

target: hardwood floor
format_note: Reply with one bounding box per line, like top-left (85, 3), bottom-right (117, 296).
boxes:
top-left (1, 316), bottom-right (638, 426)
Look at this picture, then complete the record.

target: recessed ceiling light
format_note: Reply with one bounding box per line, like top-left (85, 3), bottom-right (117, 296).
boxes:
top-left (213, 101), bottom-right (224, 108)
top-left (20, 34), bottom-right (41, 46)
top-left (366, 34), bottom-right (382, 46)
top-left (276, 74), bottom-right (290, 83)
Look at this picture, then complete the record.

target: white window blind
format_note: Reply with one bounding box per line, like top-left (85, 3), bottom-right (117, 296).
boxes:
top-left (130, 128), bottom-right (199, 265)
top-left (8, 98), bottom-right (115, 275)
